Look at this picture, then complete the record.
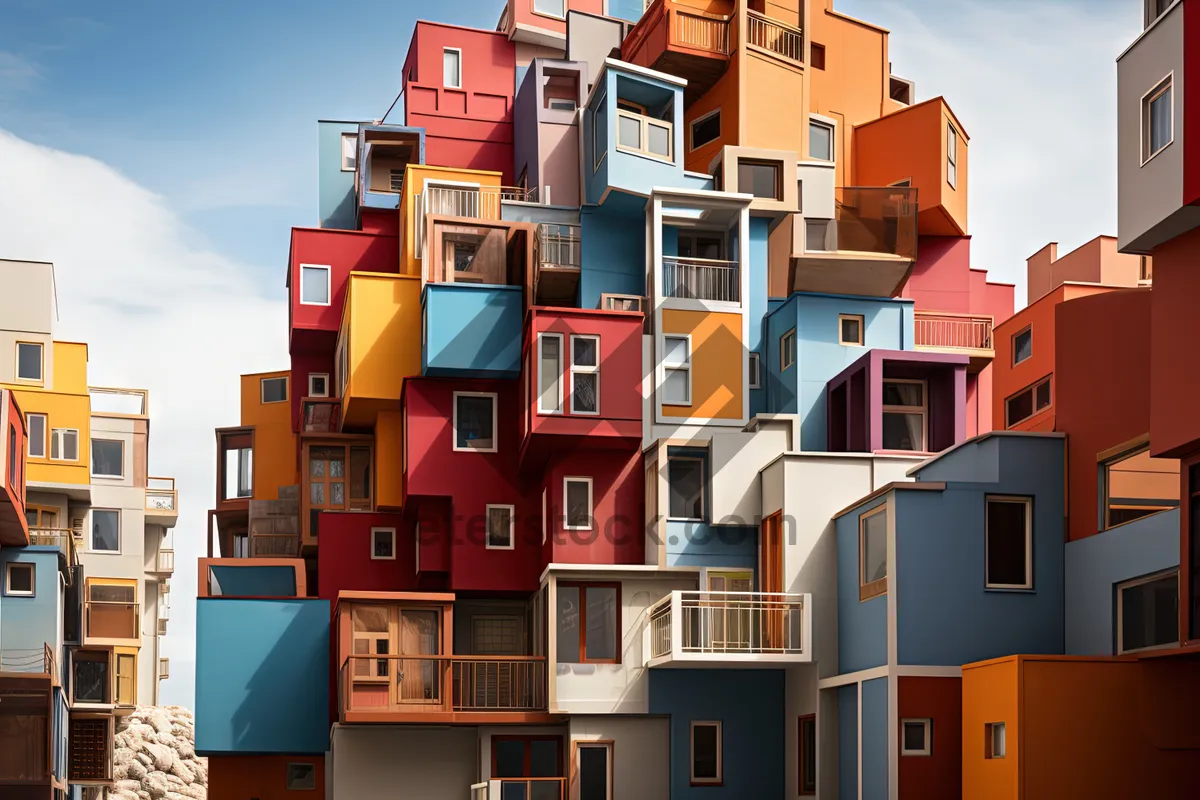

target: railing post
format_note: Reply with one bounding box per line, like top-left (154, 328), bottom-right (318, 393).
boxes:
top-left (670, 591), bottom-right (683, 657)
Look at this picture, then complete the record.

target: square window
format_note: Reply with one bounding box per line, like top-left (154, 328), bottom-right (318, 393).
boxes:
top-left (91, 439), bottom-right (124, 478)
top-left (341, 133), bottom-right (356, 172)
top-left (5, 562), bottom-right (34, 596)
top-left (986, 722), bottom-right (1006, 759)
top-left (453, 392), bottom-right (497, 452)
top-left (285, 763), bottom-right (317, 791)
top-left (882, 380), bottom-right (926, 452)
top-left (859, 504), bottom-right (887, 599)
top-left (486, 504), bottom-right (514, 550)
top-left (538, 333), bottom-right (563, 414)
top-left (16, 342), bottom-right (43, 382)
top-left (261, 376), bottom-right (288, 404)
top-left (50, 428), bottom-right (78, 461)
top-left (985, 497), bottom-right (1032, 589)
top-left (737, 159), bottom-right (782, 200)
top-left (839, 314), bottom-right (864, 346)
top-left (809, 119), bottom-right (834, 161)
top-left (556, 583), bottom-right (619, 663)
top-left (91, 510), bottom-right (120, 553)
top-left (780, 329), bottom-right (796, 370)
top-left (668, 457), bottom-right (704, 520)
top-left (690, 109), bottom-right (721, 150)
top-left (300, 264), bottom-right (331, 306)
top-left (577, 742), bottom-right (613, 800)
top-left (748, 352), bottom-right (761, 389)
top-left (308, 373), bottom-right (329, 398)
top-left (901, 719), bottom-right (932, 756)
top-left (443, 48), bottom-right (462, 89)
top-left (370, 527), bottom-right (396, 560)
top-left (1143, 75), bottom-right (1173, 162)
top-left (690, 721), bottom-right (722, 785)
top-left (564, 477), bottom-right (593, 531)
top-left (26, 413), bottom-right (46, 458)
top-left (1103, 445), bottom-right (1179, 529)
top-left (1012, 327), bottom-right (1032, 365)
top-left (1118, 569), bottom-right (1179, 653)
top-left (73, 651), bottom-right (110, 703)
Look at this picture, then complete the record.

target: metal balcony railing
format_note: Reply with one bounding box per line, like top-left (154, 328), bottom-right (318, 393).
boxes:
top-left (914, 312), bottom-right (995, 351)
top-left (747, 11), bottom-right (803, 64)
top-left (146, 477), bottom-right (177, 513)
top-left (414, 186), bottom-right (524, 258)
top-left (537, 224), bottom-right (581, 270)
top-left (0, 643), bottom-right (57, 679)
top-left (340, 655), bottom-right (547, 716)
top-left (662, 257), bottom-right (740, 302)
top-left (29, 527), bottom-right (79, 568)
top-left (648, 591), bottom-right (806, 659)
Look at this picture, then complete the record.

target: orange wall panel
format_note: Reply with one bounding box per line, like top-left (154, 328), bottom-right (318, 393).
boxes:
top-left (684, 56), bottom-right (739, 174)
top-left (962, 657), bottom-right (1019, 800)
top-left (660, 309), bottom-right (744, 420)
top-left (741, 50), bottom-right (804, 153)
top-left (208, 754), bottom-right (325, 800)
top-left (241, 371), bottom-right (299, 501)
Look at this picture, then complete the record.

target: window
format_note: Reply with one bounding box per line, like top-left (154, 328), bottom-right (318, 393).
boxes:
top-left (299, 264), bottom-right (331, 306)
top-left (486, 504), bottom-right (515, 550)
top-left (1148, 0), bottom-right (1173, 26)
top-left (26, 413), bottom-right (46, 458)
top-left (798, 715), bottom-right (816, 795)
top-left (805, 219), bottom-right (832, 251)
top-left (577, 741), bottom-right (613, 800)
top-left (538, 333), bottom-right (563, 414)
top-left (593, 92), bottom-right (608, 171)
top-left (662, 335), bottom-right (691, 405)
top-left (690, 721), bottom-right (722, 785)
top-left (901, 719), bottom-right (932, 756)
top-left (859, 504), bottom-right (887, 600)
top-left (570, 335), bottom-right (600, 415)
top-left (738, 159), bottom-right (782, 200)
top-left (286, 763), bottom-right (317, 791)
top-left (16, 342), bottom-right (43, 382)
top-left (340, 133), bottom-right (356, 171)
top-left (308, 373), bottom-right (329, 398)
top-left (690, 109), bottom-right (721, 150)
top-left (889, 76), bottom-right (913, 105)
top-left (5, 562), bottom-right (34, 596)
top-left (809, 119), bottom-right (834, 161)
top-left (810, 42), bottom-right (826, 70)
top-left (677, 232), bottom-right (725, 259)
top-left (389, 169), bottom-right (404, 192)
top-left (668, 456), bottom-right (704, 520)
top-left (748, 352), bottom-right (761, 389)
top-left (1118, 569), bottom-right (1179, 653)
top-left (1103, 445), bottom-right (1179, 528)
top-left (985, 496), bottom-right (1033, 590)
top-left (533, 0), bottom-right (565, 18)
top-left (336, 336), bottom-right (348, 398)
top-left (946, 123), bottom-right (958, 188)
top-left (1143, 75), bottom-right (1173, 163)
top-left (839, 314), bottom-right (864, 346)
top-left (564, 477), bottom-right (593, 531)
top-left (616, 107), bottom-right (673, 162)
top-left (882, 380), bottom-right (926, 452)
top-left (985, 722), bottom-right (1006, 758)
top-left (453, 392), bottom-right (497, 452)
top-left (115, 652), bottom-right (136, 705)
top-left (1005, 377), bottom-right (1052, 427)
top-left (493, 735), bottom-right (562, 779)
top-left (7, 424), bottom-right (14, 489)
top-left (443, 48), bottom-right (462, 89)
top-left (780, 328), bottom-right (796, 369)
top-left (371, 527), bottom-right (396, 560)
top-left (91, 439), bottom-right (124, 478)
top-left (91, 510), bottom-right (120, 553)
top-left (556, 583), bottom-right (619, 663)
top-left (261, 376), bottom-right (288, 404)
top-left (1012, 327), bottom-right (1032, 365)
top-left (549, 97), bottom-right (577, 112)
top-left (73, 651), bottom-right (109, 703)
top-left (50, 428), bottom-right (79, 462)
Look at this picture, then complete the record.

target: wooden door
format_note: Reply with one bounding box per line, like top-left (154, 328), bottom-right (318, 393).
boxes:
top-left (397, 609), bottom-right (440, 704)
top-left (760, 511), bottom-right (784, 649)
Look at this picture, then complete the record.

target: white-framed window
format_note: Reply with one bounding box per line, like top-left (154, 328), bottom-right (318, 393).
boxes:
top-left (299, 264), bottom-right (331, 306)
top-left (690, 108), bottom-right (721, 151)
top-left (261, 376), bottom-right (288, 404)
top-left (340, 133), bottom-right (357, 172)
top-left (91, 439), bottom-right (124, 478)
top-left (839, 314), bottom-right (864, 346)
top-left (662, 335), bottom-right (692, 406)
top-left (809, 117), bottom-right (835, 162)
top-left (537, 332), bottom-right (564, 414)
top-left (91, 509), bottom-right (120, 553)
top-left (570, 334), bottom-right (600, 415)
top-left (985, 496), bottom-right (1033, 590)
top-left (443, 47), bottom-right (462, 89)
top-left (985, 722), bottom-right (1006, 759)
top-left (780, 328), bottom-right (796, 370)
top-left (453, 392), bottom-right (498, 452)
top-left (563, 477), bottom-right (593, 531)
top-left (336, 336), bottom-right (349, 399)
top-left (1142, 74), bottom-right (1173, 164)
top-left (577, 741), bottom-right (613, 800)
top-left (690, 721), bottom-right (723, 785)
top-left (541, 488), bottom-right (548, 546)
top-left (748, 352), bottom-right (761, 389)
top-left (308, 373), bottom-right (329, 398)
top-left (26, 413), bottom-right (46, 459)
top-left (485, 504), bottom-right (515, 550)
top-left (946, 122), bottom-right (958, 188)
top-left (371, 527), bottom-right (396, 560)
top-left (1012, 326), bottom-right (1032, 365)
top-left (285, 762), bottom-right (317, 791)
top-left (1117, 568), bottom-right (1179, 654)
top-left (16, 341), bottom-right (43, 383)
top-left (548, 98), bottom-right (577, 112)
top-left (616, 108), bottom-right (673, 163)
top-left (50, 428), bottom-right (79, 462)
top-left (881, 379), bottom-right (926, 452)
top-left (901, 719), bottom-right (932, 756)
top-left (4, 562), bottom-right (34, 596)
top-left (668, 456), bottom-right (704, 521)
top-left (533, 0), bottom-right (566, 18)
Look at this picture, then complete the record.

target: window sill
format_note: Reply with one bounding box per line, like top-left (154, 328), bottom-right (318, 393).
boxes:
top-left (983, 585), bottom-right (1034, 593)
top-left (298, 301), bottom-right (332, 307)
top-left (1141, 140), bottom-right (1173, 168)
top-left (667, 517), bottom-right (705, 523)
top-left (615, 145), bottom-right (676, 167)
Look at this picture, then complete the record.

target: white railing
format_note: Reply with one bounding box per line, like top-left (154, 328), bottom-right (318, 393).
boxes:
top-left (647, 591), bottom-right (806, 659)
top-left (146, 477), bottom-right (177, 513)
top-left (538, 224), bottom-right (581, 269)
top-left (155, 549), bottom-right (174, 574)
top-left (914, 313), bottom-right (995, 351)
top-left (662, 257), bottom-right (740, 302)
top-left (414, 185), bottom-right (519, 260)
top-left (471, 783), bottom-right (489, 800)
top-left (674, 7), bottom-right (730, 54)
top-left (747, 10), bottom-right (803, 64)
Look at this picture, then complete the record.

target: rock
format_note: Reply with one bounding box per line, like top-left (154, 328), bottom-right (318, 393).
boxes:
top-left (113, 707), bottom-right (205, 800)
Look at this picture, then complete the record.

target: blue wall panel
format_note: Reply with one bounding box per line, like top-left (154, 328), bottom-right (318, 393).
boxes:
top-left (580, 204), bottom-right (645, 309)
top-left (837, 499), bottom-right (888, 674)
top-left (837, 684), bottom-right (858, 800)
top-left (0, 547), bottom-right (61, 656)
top-left (318, 121), bottom-right (359, 230)
top-left (861, 677), bottom-right (889, 800)
top-left (423, 284), bottom-right (522, 377)
top-left (665, 522), bottom-right (757, 570)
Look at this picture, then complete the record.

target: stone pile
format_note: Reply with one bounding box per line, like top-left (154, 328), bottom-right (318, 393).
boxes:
top-left (109, 706), bottom-right (207, 800)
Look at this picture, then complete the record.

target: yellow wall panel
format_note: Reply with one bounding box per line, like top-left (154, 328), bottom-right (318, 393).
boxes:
top-left (401, 165), bottom-right (505, 276)
top-left (661, 309), bottom-right (744, 420)
top-left (16, 388), bottom-right (90, 486)
top-left (240, 371), bottom-right (297, 502)
top-left (374, 409), bottom-right (404, 509)
top-left (344, 273), bottom-right (422, 427)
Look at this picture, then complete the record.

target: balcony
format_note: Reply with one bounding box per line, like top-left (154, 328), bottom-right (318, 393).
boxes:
top-left (414, 186), bottom-right (529, 259)
top-left (153, 549), bottom-right (174, 576)
top-left (356, 125), bottom-right (424, 212)
top-left (0, 643), bottom-right (58, 682)
top-left (643, 591), bottom-right (811, 667)
top-left (84, 580), bottom-right (140, 646)
top-left (622, 0), bottom-right (732, 106)
top-left (145, 476), bottom-right (178, 526)
top-left (300, 397), bottom-right (342, 434)
top-left (29, 527), bottom-right (79, 569)
top-left (472, 779), bottom-right (566, 800)
top-left (533, 223), bottom-right (581, 306)
top-left (662, 257), bottom-right (740, 303)
top-left (746, 10), bottom-right (803, 65)
top-left (914, 311), bottom-right (995, 371)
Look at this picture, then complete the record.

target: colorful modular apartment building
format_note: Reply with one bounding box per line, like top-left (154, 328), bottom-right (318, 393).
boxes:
top-left (0, 259), bottom-right (179, 800)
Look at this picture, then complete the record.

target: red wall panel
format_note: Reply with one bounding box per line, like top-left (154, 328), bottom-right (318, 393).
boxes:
top-left (1150, 227), bottom-right (1200, 459)
top-left (290, 351), bottom-right (335, 433)
top-left (900, 236), bottom-right (972, 313)
top-left (897, 676), bottom-right (961, 799)
top-left (539, 447), bottom-right (645, 567)
top-left (317, 511), bottom-right (415, 602)
top-left (1184, 0), bottom-right (1200, 207)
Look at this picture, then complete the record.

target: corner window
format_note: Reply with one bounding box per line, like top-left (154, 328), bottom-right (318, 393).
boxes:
top-left (1142, 74), bottom-right (1173, 163)
top-left (1103, 444), bottom-right (1179, 529)
top-left (690, 721), bottom-right (722, 785)
top-left (1117, 569), bottom-right (1179, 653)
top-left (16, 342), bottom-right (43, 382)
top-left (299, 264), bottom-right (331, 306)
top-left (556, 583), bottom-right (619, 663)
top-left (91, 509), bottom-right (120, 553)
top-left (901, 719), bottom-right (932, 756)
top-left (371, 527), bottom-right (396, 560)
top-left (946, 123), bottom-right (958, 189)
top-left (443, 48), bottom-right (462, 89)
top-left (4, 562), bottom-right (34, 596)
top-left (985, 496), bottom-right (1032, 590)
top-left (486, 504), bottom-right (515, 550)
top-left (577, 741), bottom-right (613, 800)
top-left (308, 373), bottom-right (329, 398)
top-left (286, 763), bottom-right (317, 791)
top-left (26, 413), bottom-right (46, 458)
top-left (668, 456), bottom-right (704, 521)
top-left (859, 504), bottom-right (887, 600)
top-left (564, 477), bottom-right (593, 531)
top-left (340, 133), bottom-right (357, 172)
top-left (738, 159), bottom-right (782, 200)
top-left (538, 333), bottom-right (563, 414)
top-left (809, 119), bottom-right (834, 161)
top-left (798, 715), bottom-right (816, 795)
top-left (690, 109), bottom-right (721, 150)
top-left (91, 439), bottom-right (124, 478)
top-left (453, 392), bottom-right (497, 452)
top-left (533, 0), bottom-right (566, 18)
top-left (1005, 377), bottom-right (1051, 427)
top-left (780, 328), bottom-right (796, 370)
top-left (882, 380), bottom-right (926, 452)
top-left (1012, 327), bottom-right (1032, 365)
top-left (748, 352), bottom-right (761, 390)
top-left (662, 335), bottom-right (692, 406)
top-left (985, 722), bottom-right (1006, 758)
top-left (50, 428), bottom-right (79, 462)
top-left (261, 376), bottom-right (288, 404)
top-left (839, 314), bottom-right (864, 346)
top-left (570, 335), bottom-right (600, 415)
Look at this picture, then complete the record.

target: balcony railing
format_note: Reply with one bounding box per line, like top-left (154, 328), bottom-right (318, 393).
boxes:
top-left (301, 397), bottom-right (342, 433)
top-left (30, 526), bottom-right (79, 568)
top-left (146, 477), bottom-right (177, 513)
top-left (340, 655), bottom-right (547, 716)
top-left (807, 187), bottom-right (918, 260)
top-left (747, 11), bottom-right (803, 64)
top-left (0, 643), bottom-right (57, 681)
top-left (415, 186), bottom-right (523, 258)
top-left (472, 779), bottom-right (565, 800)
top-left (538, 224), bottom-right (581, 270)
top-left (648, 591), bottom-right (806, 660)
top-left (85, 601), bottom-right (140, 643)
top-left (155, 549), bottom-right (174, 575)
top-left (675, 6), bottom-right (730, 54)
top-left (914, 312), bottom-right (995, 351)
top-left (662, 257), bottom-right (740, 302)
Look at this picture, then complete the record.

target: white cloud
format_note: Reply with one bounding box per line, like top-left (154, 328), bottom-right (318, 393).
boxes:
top-left (0, 129), bottom-right (289, 707)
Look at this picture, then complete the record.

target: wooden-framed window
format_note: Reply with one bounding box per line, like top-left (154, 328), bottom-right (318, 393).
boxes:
top-left (556, 582), bottom-right (620, 664)
top-left (50, 427), bottom-right (79, 461)
top-left (26, 412), bottom-right (46, 458)
top-left (689, 108), bottom-right (721, 151)
top-left (1117, 568), bottom-right (1179, 653)
top-left (299, 264), bottom-right (331, 306)
top-left (859, 504), bottom-right (888, 601)
top-left (1011, 326), bottom-right (1032, 365)
top-left (838, 314), bottom-right (864, 346)
top-left (563, 477), bottom-right (593, 531)
top-left (260, 376), bottom-right (288, 404)
top-left (84, 579), bottom-right (138, 642)
top-left (537, 333), bottom-right (564, 414)
top-left (575, 740), bottom-right (613, 799)
top-left (286, 762), bottom-right (317, 791)
top-left (15, 341), bottom-right (43, 383)
top-left (881, 379), bottom-right (926, 452)
top-left (349, 603), bottom-right (442, 696)
top-left (485, 504), bottom-right (515, 550)
top-left (738, 158), bottom-right (782, 200)
top-left (985, 722), bottom-right (1006, 758)
top-left (798, 714), bottom-right (816, 794)
top-left (1142, 73), bottom-right (1173, 164)
top-left (25, 505), bottom-right (57, 528)
top-left (616, 107), bottom-right (673, 163)
top-left (946, 122), bottom-right (958, 188)
top-left (1102, 443), bottom-right (1179, 529)
top-left (4, 561), bottom-right (34, 596)
top-left (985, 496), bottom-right (1033, 590)
top-left (1005, 376), bottom-right (1051, 427)
top-left (453, 391), bottom-right (498, 452)
top-left (493, 735), bottom-right (563, 779)
top-left (901, 718), bottom-right (932, 756)
top-left (780, 328), bottom-right (796, 369)
top-left (91, 439), bottom-right (124, 478)
top-left (371, 527), bottom-right (396, 560)
top-left (570, 334), bottom-right (600, 415)
top-left (690, 720), bottom-right (723, 786)
top-left (115, 649), bottom-right (137, 706)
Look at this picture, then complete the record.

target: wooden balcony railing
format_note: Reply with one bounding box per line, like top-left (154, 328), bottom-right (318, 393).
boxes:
top-left (648, 591), bottom-right (806, 659)
top-left (914, 312), bottom-right (995, 351)
top-left (146, 477), bottom-right (177, 514)
top-left (29, 526), bottom-right (79, 568)
top-left (674, 6), bottom-right (730, 54)
top-left (662, 257), bottom-right (740, 302)
top-left (747, 10), bottom-right (803, 64)
top-left (340, 655), bottom-right (547, 717)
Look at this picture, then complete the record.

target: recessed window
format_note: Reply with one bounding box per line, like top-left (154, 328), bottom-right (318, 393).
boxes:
top-left (570, 335), bottom-right (600, 415)
top-left (748, 353), bottom-right (761, 389)
top-left (538, 333), bottom-right (563, 414)
top-left (16, 342), bottom-right (43, 382)
top-left (616, 103), bottom-right (673, 162)
top-left (1117, 569), bottom-right (1179, 653)
top-left (443, 48), bottom-right (462, 89)
top-left (946, 123), bottom-right (958, 189)
top-left (839, 314), bottom-right (864, 346)
top-left (340, 133), bottom-right (356, 172)
top-left (308, 373), bottom-right (329, 398)
top-left (901, 719), bottom-right (932, 756)
top-left (805, 219), bottom-right (833, 251)
top-left (809, 119), bottom-right (834, 161)
top-left (668, 456), bottom-right (704, 521)
top-left (662, 335), bottom-right (692, 406)
top-left (810, 42), bottom-right (826, 70)
top-left (690, 109), bottom-right (721, 150)
top-left (690, 721), bottom-right (722, 785)
top-left (486, 504), bottom-right (515, 550)
top-left (798, 715), bottom-right (816, 795)
top-left (26, 413), bottom-right (46, 458)
top-left (859, 504), bottom-right (887, 600)
top-left (1103, 445), bottom-right (1179, 528)
top-left (985, 722), bottom-right (1006, 759)
top-left (1005, 377), bottom-right (1052, 427)
top-left (91, 509), bottom-right (120, 553)
top-left (371, 527), bottom-right (396, 560)
top-left (738, 159), bottom-right (782, 200)
top-left (882, 380), bottom-right (926, 452)
top-left (299, 264), bottom-right (331, 306)
top-left (73, 651), bottom-right (110, 703)
top-left (91, 439), bottom-right (124, 478)
top-left (549, 97), bottom-right (577, 112)
top-left (50, 428), bottom-right (79, 462)
top-left (5, 562), bottom-right (34, 596)
top-left (564, 477), bottom-right (593, 531)
top-left (780, 328), bottom-right (796, 370)
top-left (557, 583), bottom-right (619, 663)
top-left (985, 496), bottom-right (1032, 590)
top-left (1012, 327), bottom-right (1032, 365)
top-left (453, 392), bottom-right (497, 452)
top-left (389, 169), bottom-right (404, 193)
top-left (533, 0), bottom-right (566, 18)
top-left (261, 376), bottom-right (288, 404)
top-left (577, 741), bottom-right (613, 800)
top-left (678, 232), bottom-right (724, 260)
top-left (286, 762), bottom-right (317, 791)
top-left (1143, 75), bottom-right (1173, 163)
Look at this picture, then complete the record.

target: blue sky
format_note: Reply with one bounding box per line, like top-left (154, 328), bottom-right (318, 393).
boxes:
top-left (0, 0), bottom-right (1141, 708)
